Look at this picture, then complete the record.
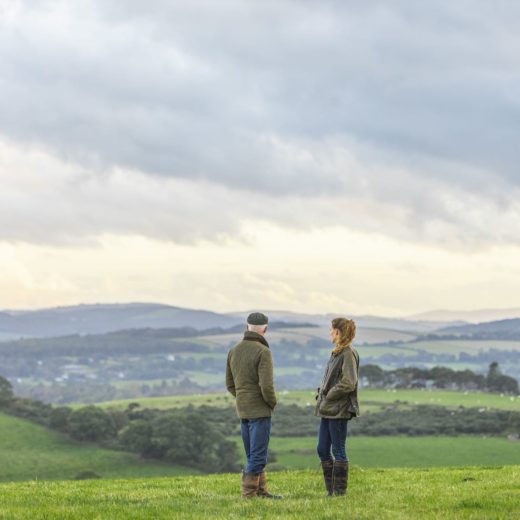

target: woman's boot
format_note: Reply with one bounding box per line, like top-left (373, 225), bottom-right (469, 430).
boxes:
top-left (320, 459), bottom-right (334, 496)
top-left (332, 460), bottom-right (349, 496)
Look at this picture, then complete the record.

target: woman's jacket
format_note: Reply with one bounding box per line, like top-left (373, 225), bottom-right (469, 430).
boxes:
top-left (315, 345), bottom-right (360, 419)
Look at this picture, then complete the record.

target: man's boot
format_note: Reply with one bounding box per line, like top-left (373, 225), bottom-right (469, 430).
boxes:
top-left (242, 471), bottom-right (260, 498)
top-left (257, 471), bottom-right (283, 499)
top-left (320, 459), bottom-right (334, 496)
top-left (332, 460), bottom-right (349, 496)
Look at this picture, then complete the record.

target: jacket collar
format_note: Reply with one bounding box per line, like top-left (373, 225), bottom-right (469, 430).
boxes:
top-left (243, 330), bottom-right (270, 348)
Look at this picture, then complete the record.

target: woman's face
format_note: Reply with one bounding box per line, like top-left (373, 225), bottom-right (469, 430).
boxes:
top-left (330, 327), bottom-right (340, 343)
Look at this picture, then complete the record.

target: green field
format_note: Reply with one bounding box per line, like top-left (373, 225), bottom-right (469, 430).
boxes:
top-left (267, 436), bottom-right (520, 470)
top-left (0, 413), bottom-right (196, 482)
top-left (0, 467), bottom-right (518, 519)
top-left (96, 388), bottom-right (520, 411)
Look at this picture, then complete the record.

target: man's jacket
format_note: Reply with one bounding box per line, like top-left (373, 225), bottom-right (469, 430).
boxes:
top-left (315, 346), bottom-right (360, 419)
top-left (226, 331), bottom-right (277, 419)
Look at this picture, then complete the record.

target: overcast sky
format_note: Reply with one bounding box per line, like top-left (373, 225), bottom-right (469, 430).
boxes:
top-left (1, 0), bottom-right (519, 315)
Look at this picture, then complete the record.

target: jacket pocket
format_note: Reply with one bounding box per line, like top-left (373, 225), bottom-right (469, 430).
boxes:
top-left (318, 398), bottom-right (341, 416)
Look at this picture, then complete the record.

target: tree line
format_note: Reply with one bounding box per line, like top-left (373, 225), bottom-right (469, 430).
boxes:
top-left (362, 362), bottom-right (519, 394)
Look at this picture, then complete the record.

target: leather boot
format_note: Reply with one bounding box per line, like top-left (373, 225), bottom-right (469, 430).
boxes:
top-left (320, 459), bottom-right (334, 496)
top-left (258, 471), bottom-right (283, 499)
top-left (242, 471), bottom-right (260, 498)
top-left (332, 460), bottom-right (349, 496)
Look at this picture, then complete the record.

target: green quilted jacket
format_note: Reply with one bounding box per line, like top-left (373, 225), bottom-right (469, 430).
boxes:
top-left (226, 331), bottom-right (277, 419)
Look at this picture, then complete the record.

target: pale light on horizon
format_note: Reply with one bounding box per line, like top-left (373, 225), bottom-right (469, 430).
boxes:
top-left (1, 224), bottom-right (519, 317)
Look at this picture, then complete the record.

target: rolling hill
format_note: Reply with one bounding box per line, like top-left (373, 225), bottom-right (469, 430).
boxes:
top-left (437, 318), bottom-right (520, 339)
top-left (0, 412), bottom-right (196, 482)
top-left (0, 303), bottom-right (243, 338)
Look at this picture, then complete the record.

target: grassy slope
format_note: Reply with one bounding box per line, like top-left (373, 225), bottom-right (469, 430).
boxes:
top-left (0, 412), bottom-right (197, 482)
top-left (96, 388), bottom-right (520, 411)
top-left (0, 467), bottom-right (518, 519)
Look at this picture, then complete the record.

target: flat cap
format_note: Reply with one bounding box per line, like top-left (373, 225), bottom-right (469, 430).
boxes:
top-left (247, 312), bottom-right (269, 325)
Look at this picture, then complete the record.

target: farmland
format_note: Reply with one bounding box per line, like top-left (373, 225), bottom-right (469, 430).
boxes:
top-left (0, 412), bottom-right (196, 482)
top-left (96, 387), bottom-right (520, 412)
top-left (268, 436), bottom-right (520, 469)
top-left (3, 320), bottom-right (519, 404)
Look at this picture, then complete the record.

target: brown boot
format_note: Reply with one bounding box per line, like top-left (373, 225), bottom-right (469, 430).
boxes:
top-left (332, 460), bottom-right (349, 496)
top-left (320, 459), bottom-right (334, 496)
top-left (258, 471), bottom-right (283, 499)
top-left (242, 471), bottom-right (260, 498)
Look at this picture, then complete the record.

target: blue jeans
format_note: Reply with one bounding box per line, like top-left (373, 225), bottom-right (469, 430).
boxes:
top-left (240, 417), bottom-right (271, 474)
top-left (317, 418), bottom-right (348, 462)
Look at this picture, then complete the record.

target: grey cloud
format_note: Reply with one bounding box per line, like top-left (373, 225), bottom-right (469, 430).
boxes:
top-left (2, 139), bottom-right (519, 248)
top-left (1, 0), bottom-right (520, 245)
top-left (2, 1), bottom-right (520, 190)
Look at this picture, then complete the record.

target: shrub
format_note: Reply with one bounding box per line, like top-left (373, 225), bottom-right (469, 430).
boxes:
top-left (74, 470), bottom-right (101, 480)
top-left (67, 406), bottom-right (117, 442)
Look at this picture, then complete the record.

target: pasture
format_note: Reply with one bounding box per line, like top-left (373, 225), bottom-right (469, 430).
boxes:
top-left (0, 466), bottom-right (518, 519)
top-left (0, 412), bottom-right (196, 482)
top-left (96, 388), bottom-right (520, 411)
top-left (268, 436), bottom-right (520, 470)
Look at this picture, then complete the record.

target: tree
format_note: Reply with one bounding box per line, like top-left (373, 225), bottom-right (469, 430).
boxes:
top-left (0, 375), bottom-right (14, 406)
top-left (151, 412), bottom-right (221, 468)
top-left (67, 406), bottom-right (117, 442)
top-left (487, 362), bottom-right (501, 380)
top-left (119, 419), bottom-right (154, 455)
top-left (487, 362), bottom-right (519, 394)
top-left (49, 406), bottom-right (72, 432)
top-left (361, 365), bottom-right (385, 386)
top-left (119, 410), bottom-right (240, 472)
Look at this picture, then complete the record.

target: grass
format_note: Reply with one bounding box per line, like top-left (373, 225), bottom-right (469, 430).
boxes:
top-left (95, 388), bottom-right (520, 411)
top-left (361, 388), bottom-right (520, 410)
top-left (0, 466), bottom-right (518, 519)
top-left (0, 412), bottom-right (197, 482)
top-left (268, 436), bottom-right (520, 470)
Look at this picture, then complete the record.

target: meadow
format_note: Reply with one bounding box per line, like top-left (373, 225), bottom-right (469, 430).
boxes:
top-left (268, 436), bottom-right (520, 470)
top-left (0, 412), bottom-right (196, 482)
top-left (96, 387), bottom-right (520, 412)
top-left (0, 466), bottom-right (518, 519)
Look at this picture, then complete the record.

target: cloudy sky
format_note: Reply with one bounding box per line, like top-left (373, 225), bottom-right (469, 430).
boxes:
top-left (1, 0), bottom-right (519, 316)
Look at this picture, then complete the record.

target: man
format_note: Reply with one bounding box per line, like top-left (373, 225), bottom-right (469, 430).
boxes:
top-left (226, 312), bottom-right (282, 499)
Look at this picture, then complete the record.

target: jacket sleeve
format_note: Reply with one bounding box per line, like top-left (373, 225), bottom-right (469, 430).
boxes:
top-left (258, 349), bottom-right (277, 409)
top-left (326, 349), bottom-right (358, 401)
top-left (226, 351), bottom-right (236, 397)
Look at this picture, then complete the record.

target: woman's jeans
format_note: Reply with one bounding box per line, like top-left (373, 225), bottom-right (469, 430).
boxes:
top-left (317, 418), bottom-right (348, 462)
top-left (241, 417), bottom-right (272, 474)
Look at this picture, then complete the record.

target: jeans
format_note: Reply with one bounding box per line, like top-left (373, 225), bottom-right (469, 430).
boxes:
top-left (240, 417), bottom-right (272, 474)
top-left (317, 418), bottom-right (348, 462)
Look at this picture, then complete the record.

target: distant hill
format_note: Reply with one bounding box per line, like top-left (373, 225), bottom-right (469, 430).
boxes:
top-left (0, 303), bottom-right (243, 338)
top-left (231, 310), bottom-right (454, 333)
top-left (0, 303), bottom-right (470, 340)
top-left (436, 318), bottom-right (520, 340)
top-left (408, 308), bottom-right (520, 324)
top-left (0, 321), bottom-right (318, 358)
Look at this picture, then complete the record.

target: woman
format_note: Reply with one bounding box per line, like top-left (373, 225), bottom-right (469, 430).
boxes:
top-left (315, 317), bottom-right (360, 497)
